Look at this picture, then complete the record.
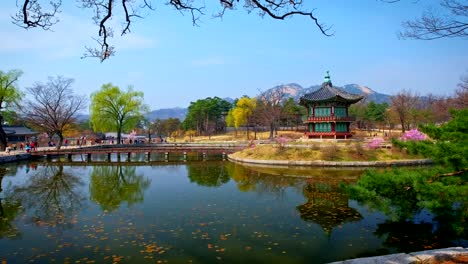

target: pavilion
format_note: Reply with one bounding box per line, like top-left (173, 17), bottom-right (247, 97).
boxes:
top-left (299, 72), bottom-right (363, 139)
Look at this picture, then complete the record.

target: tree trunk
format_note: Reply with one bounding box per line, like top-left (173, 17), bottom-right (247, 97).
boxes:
top-left (57, 132), bottom-right (64, 150)
top-left (254, 124), bottom-right (257, 140)
top-left (117, 127), bottom-right (122, 145)
top-left (0, 115), bottom-right (7, 151)
top-left (269, 123), bottom-right (275, 139)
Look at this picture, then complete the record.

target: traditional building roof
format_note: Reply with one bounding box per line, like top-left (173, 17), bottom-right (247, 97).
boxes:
top-left (2, 126), bottom-right (38, 136)
top-left (300, 72), bottom-right (364, 104)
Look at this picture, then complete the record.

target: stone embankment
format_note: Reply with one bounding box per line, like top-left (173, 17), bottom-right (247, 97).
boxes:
top-left (228, 155), bottom-right (433, 167)
top-left (328, 247), bottom-right (468, 264)
top-left (0, 153), bottom-right (31, 163)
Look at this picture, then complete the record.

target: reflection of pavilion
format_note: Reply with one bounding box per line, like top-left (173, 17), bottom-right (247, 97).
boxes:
top-left (296, 177), bottom-right (362, 235)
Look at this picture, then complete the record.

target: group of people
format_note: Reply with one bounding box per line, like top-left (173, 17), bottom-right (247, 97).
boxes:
top-left (4, 141), bottom-right (38, 153)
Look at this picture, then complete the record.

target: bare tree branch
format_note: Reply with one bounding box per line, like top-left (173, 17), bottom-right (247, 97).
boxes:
top-left (13, 0), bottom-right (332, 62)
top-left (399, 0), bottom-right (468, 39)
top-left (21, 76), bottom-right (87, 149)
top-left (12, 0), bottom-right (61, 30)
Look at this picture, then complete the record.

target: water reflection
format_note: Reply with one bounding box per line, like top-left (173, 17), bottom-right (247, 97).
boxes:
top-left (0, 167), bottom-right (22, 239)
top-left (297, 176), bottom-right (362, 235)
top-left (90, 166), bottom-right (151, 211)
top-left (12, 165), bottom-right (84, 229)
top-left (0, 161), bottom-right (465, 263)
top-left (348, 168), bottom-right (468, 249)
top-left (187, 162), bottom-right (230, 187)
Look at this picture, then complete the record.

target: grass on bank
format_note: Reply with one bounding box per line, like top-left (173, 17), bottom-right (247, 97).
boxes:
top-left (230, 143), bottom-right (423, 162)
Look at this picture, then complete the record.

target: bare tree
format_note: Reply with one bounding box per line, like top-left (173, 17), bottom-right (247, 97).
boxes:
top-left (12, 0), bottom-right (332, 62)
top-left (390, 90), bottom-right (419, 133)
top-left (453, 73), bottom-right (468, 108)
top-left (399, 0), bottom-right (468, 39)
top-left (22, 76), bottom-right (87, 149)
top-left (255, 88), bottom-right (287, 139)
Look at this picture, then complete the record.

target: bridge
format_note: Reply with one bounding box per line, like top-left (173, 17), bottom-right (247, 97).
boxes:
top-left (30, 143), bottom-right (247, 162)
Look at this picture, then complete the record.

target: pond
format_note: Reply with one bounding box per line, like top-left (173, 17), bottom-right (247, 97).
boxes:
top-left (0, 156), bottom-right (466, 263)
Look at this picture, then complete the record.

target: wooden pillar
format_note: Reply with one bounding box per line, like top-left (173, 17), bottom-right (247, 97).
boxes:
top-left (222, 152), bottom-right (226, 160)
top-left (202, 152), bottom-right (207, 160)
top-left (107, 153), bottom-right (111, 161)
top-left (146, 152), bottom-right (150, 161)
top-left (165, 152), bottom-right (169, 161)
top-left (183, 152), bottom-right (187, 161)
top-left (87, 153), bottom-right (91, 162)
top-left (117, 153), bottom-right (121, 162)
top-left (67, 154), bottom-right (72, 161)
top-left (127, 152), bottom-right (131, 161)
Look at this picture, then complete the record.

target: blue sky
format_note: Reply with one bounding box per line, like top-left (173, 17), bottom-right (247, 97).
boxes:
top-left (1, 0), bottom-right (466, 111)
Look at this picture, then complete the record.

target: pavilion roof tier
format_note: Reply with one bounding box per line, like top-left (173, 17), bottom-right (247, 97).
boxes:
top-left (300, 82), bottom-right (364, 105)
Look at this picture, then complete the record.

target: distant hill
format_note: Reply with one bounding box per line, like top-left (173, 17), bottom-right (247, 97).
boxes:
top-left (145, 107), bottom-right (188, 121)
top-left (265, 83), bottom-right (391, 104)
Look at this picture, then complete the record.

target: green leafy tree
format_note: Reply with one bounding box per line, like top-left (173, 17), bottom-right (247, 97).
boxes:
top-left (348, 109), bottom-right (468, 249)
top-left (282, 97), bottom-right (306, 130)
top-left (365, 102), bottom-right (389, 131)
top-left (0, 70), bottom-right (24, 150)
top-left (183, 97), bottom-right (231, 136)
top-left (227, 96), bottom-right (257, 139)
top-left (393, 109), bottom-right (468, 172)
top-left (90, 84), bottom-right (148, 144)
top-left (162, 118), bottom-right (182, 137)
top-left (89, 166), bottom-right (151, 211)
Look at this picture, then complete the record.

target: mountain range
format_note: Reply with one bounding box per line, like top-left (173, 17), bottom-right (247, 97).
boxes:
top-left (143, 83), bottom-right (390, 121)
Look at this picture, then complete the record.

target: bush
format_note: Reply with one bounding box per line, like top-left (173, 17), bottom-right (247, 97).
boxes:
top-left (321, 144), bottom-right (341, 161)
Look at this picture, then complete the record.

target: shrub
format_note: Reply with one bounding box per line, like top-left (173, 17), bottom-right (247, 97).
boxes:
top-left (401, 129), bottom-right (426, 141)
top-left (321, 144), bottom-right (341, 161)
top-left (368, 137), bottom-right (384, 149)
top-left (275, 136), bottom-right (290, 151)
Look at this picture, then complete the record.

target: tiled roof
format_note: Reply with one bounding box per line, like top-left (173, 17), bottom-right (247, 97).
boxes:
top-left (300, 82), bottom-right (364, 104)
top-left (2, 126), bottom-right (38, 135)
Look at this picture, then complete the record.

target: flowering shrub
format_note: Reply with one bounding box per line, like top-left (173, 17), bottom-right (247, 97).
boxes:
top-left (276, 136), bottom-right (290, 151)
top-left (368, 137), bottom-right (384, 149)
top-left (401, 129), bottom-right (426, 141)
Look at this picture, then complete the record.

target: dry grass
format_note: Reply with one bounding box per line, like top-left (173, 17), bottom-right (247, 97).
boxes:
top-left (231, 142), bottom-right (423, 162)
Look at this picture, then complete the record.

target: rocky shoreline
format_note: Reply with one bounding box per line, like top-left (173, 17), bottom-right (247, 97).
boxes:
top-left (328, 247), bottom-right (468, 264)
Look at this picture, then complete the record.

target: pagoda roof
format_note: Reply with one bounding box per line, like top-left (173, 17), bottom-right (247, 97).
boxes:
top-left (300, 81), bottom-right (364, 104)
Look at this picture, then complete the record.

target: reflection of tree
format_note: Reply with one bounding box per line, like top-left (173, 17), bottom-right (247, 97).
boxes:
top-left (348, 168), bottom-right (468, 250)
top-left (12, 165), bottom-right (84, 228)
top-left (90, 166), bottom-right (151, 211)
top-left (0, 168), bottom-right (23, 238)
top-left (297, 176), bottom-right (361, 235)
top-left (187, 162), bottom-right (230, 187)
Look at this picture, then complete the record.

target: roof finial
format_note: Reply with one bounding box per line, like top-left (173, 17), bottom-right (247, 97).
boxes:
top-left (324, 70), bottom-right (331, 84)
